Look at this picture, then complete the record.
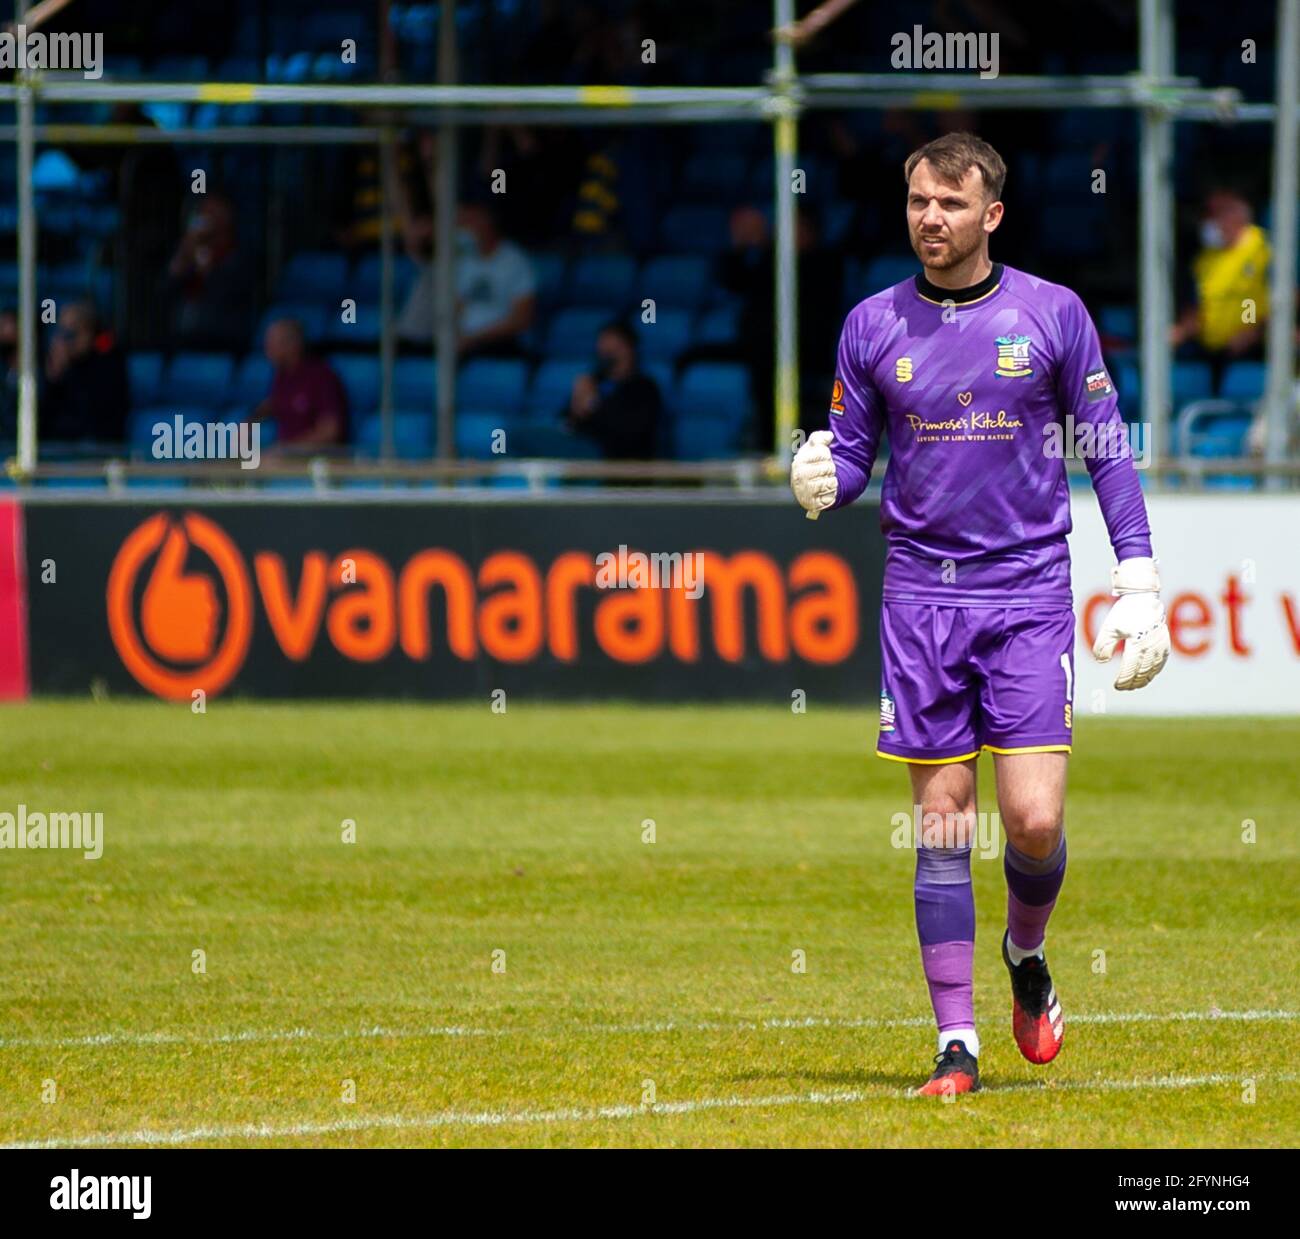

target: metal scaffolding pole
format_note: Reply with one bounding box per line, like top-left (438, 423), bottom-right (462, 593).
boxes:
top-left (1265, 0), bottom-right (1299, 479)
top-left (772, 0), bottom-right (799, 462)
top-left (1139, 0), bottom-right (1175, 467)
top-left (379, 126), bottom-right (397, 461)
top-left (15, 18), bottom-right (37, 475)
top-left (435, 0), bottom-right (459, 461)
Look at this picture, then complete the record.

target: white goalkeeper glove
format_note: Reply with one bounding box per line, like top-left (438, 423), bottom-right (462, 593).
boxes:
top-left (791, 429), bottom-right (838, 515)
top-left (1091, 556), bottom-right (1171, 691)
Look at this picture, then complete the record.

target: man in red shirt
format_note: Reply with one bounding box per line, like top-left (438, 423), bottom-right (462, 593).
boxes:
top-left (255, 318), bottom-right (347, 447)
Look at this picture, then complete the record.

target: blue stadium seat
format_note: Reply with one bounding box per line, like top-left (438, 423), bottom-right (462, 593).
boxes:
top-left (331, 355), bottom-right (381, 417)
top-left (643, 362), bottom-right (675, 409)
top-left (635, 310), bottom-right (693, 363)
top-left (353, 253), bottom-right (419, 304)
top-left (456, 412), bottom-right (519, 459)
top-left (672, 413), bottom-right (740, 460)
top-left (232, 354), bottom-right (272, 408)
top-left (695, 304), bottom-right (740, 347)
top-left (527, 359), bottom-right (587, 419)
top-left (164, 354), bottom-right (234, 408)
top-left (127, 353), bottom-right (164, 407)
top-left (640, 255), bottom-right (712, 312)
top-left (392, 358), bottom-right (437, 409)
top-left (531, 253), bottom-right (568, 311)
top-left (278, 251), bottom-right (349, 300)
top-left (1112, 359), bottom-right (1141, 411)
top-left (1189, 414), bottom-right (1253, 457)
top-left (455, 358), bottom-right (529, 415)
top-left (1099, 305), bottom-right (1137, 342)
top-left (658, 206), bottom-right (729, 254)
top-left (1172, 361), bottom-right (1213, 407)
top-left (545, 307), bottom-right (608, 360)
top-left (326, 304), bottom-right (381, 346)
top-left (1220, 361), bottom-right (1267, 401)
top-left (677, 362), bottom-right (752, 435)
top-left (356, 412), bottom-right (435, 459)
top-left (567, 254), bottom-right (636, 311)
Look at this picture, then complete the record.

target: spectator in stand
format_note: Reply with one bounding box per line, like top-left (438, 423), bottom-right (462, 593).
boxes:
top-left (251, 318), bottom-right (347, 448)
top-left (714, 205), bottom-right (842, 449)
top-left (160, 193), bottom-right (257, 351)
top-left (396, 196), bottom-right (537, 358)
top-left (565, 321), bottom-right (662, 459)
top-left (43, 301), bottom-right (130, 444)
top-left (1170, 188), bottom-right (1270, 393)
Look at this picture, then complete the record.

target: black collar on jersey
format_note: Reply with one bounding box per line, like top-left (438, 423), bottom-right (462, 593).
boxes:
top-left (915, 260), bottom-right (1004, 305)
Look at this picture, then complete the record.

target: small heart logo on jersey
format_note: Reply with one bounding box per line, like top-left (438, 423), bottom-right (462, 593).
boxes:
top-left (957, 391), bottom-right (973, 406)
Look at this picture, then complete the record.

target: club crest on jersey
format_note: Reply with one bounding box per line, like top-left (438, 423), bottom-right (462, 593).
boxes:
top-left (994, 334), bottom-right (1034, 378)
top-left (829, 377), bottom-right (846, 414)
top-left (879, 690), bottom-right (896, 732)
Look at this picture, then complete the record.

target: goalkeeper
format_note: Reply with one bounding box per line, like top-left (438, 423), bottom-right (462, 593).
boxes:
top-left (791, 133), bottom-right (1170, 1096)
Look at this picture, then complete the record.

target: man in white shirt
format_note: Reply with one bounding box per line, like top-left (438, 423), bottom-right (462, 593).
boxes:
top-left (397, 199), bottom-right (537, 358)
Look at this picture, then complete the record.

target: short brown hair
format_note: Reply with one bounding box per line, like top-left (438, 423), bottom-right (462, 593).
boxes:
top-left (904, 132), bottom-right (1006, 203)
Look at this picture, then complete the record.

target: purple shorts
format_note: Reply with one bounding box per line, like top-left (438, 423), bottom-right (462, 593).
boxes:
top-left (876, 602), bottom-right (1075, 764)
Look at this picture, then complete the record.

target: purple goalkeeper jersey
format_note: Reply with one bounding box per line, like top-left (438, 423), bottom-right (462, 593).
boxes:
top-left (828, 262), bottom-right (1152, 606)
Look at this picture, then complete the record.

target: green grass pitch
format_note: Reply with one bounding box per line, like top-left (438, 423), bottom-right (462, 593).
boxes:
top-left (0, 700), bottom-right (1296, 1148)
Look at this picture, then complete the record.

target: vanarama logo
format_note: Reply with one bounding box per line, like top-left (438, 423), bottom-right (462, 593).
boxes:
top-left (107, 512), bottom-right (253, 701)
top-left (106, 513), bottom-right (860, 700)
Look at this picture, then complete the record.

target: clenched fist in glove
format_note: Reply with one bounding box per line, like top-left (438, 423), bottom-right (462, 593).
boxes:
top-left (1092, 556), bottom-right (1171, 691)
top-left (791, 430), bottom-right (838, 516)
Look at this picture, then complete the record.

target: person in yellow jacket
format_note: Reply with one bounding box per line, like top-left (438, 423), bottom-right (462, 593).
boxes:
top-left (1170, 189), bottom-right (1270, 389)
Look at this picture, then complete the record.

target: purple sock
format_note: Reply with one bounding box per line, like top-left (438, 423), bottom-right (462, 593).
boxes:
top-left (1004, 833), bottom-right (1067, 952)
top-left (914, 846), bottom-right (975, 1035)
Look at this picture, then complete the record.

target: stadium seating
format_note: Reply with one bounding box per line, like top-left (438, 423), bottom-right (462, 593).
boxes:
top-left (331, 355), bottom-right (381, 417)
top-left (391, 358), bottom-right (437, 409)
top-left (355, 412), bottom-right (435, 459)
top-left (455, 358), bottom-right (529, 415)
top-left (127, 353), bottom-right (165, 408)
top-left (567, 254), bottom-right (636, 311)
top-left (277, 251), bottom-right (350, 301)
top-left (1220, 361), bottom-right (1268, 402)
top-left (232, 354), bottom-right (272, 409)
top-left (527, 359), bottom-right (586, 420)
top-left (640, 255), bottom-right (713, 312)
top-left (635, 310), bottom-right (694, 362)
top-left (545, 308), bottom-right (610, 360)
top-left (164, 353), bottom-right (235, 408)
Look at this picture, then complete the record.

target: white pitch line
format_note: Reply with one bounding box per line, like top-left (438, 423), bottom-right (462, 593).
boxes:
top-left (10, 1071), bottom-right (1297, 1150)
top-left (0, 1008), bottom-right (1294, 1052)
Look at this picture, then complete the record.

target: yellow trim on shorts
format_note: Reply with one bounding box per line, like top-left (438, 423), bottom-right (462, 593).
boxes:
top-left (875, 749), bottom-right (979, 765)
top-left (980, 743), bottom-right (1072, 755)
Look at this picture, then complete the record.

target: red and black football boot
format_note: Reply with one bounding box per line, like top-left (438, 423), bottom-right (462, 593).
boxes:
top-left (1002, 929), bottom-right (1064, 1064)
top-left (916, 1038), bottom-right (981, 1096)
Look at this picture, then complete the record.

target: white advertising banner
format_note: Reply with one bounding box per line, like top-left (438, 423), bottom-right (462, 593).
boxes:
top-left (1067, 493), bottom-right (1300, 716)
